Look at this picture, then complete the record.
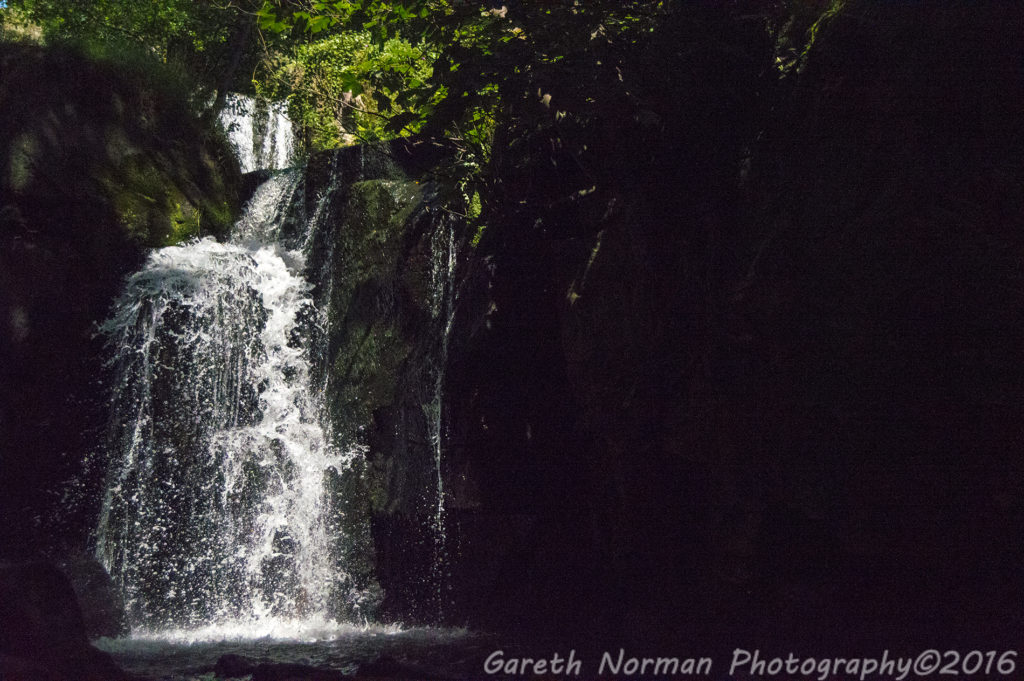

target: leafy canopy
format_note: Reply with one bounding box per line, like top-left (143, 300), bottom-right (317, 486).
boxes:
top-left (7, 0), bottom-right (275, 105)
top-left (256, 30), bottom-right (436, 148)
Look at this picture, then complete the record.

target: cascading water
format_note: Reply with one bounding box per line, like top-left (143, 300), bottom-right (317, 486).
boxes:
top-left (425, 217), bottom-right (458, 618)
top-left (219, 93), bottom-right (295, 174)
top-left (94, 171), bottom-right (367, 634)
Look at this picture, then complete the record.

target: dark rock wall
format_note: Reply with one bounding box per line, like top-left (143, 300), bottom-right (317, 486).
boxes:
top-left (322, 171), bottom-right (437, 622)
top-left (0, 561), bottom-right (130, 680)
top-left (0, 42), bottom-right (239, 557)
top-left (301, 141), bottom-right (462, 622)
top-left (437, 1), bottom-right (1024, 650)
top-left (752, 2), bottom-right (1024, 646)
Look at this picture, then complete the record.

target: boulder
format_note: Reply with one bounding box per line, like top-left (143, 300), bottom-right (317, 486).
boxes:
top-left (214, 653), bottom-right (257, 678)
top-left (59, 555), bottom-right (128, 639)
top-left (0, 561), bottom-right (131, 681)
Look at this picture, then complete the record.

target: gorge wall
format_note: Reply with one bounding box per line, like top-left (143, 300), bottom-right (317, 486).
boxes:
top-left (435, 1), bottom-right (1024, 651)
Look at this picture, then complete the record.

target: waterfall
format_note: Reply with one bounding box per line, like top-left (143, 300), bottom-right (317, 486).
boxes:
top-left (219, 93), bottom-right (295, 173)
top-left (425, 216), bottom-right (458, 618)
top-left (94, 171), bottom-right (367, 633)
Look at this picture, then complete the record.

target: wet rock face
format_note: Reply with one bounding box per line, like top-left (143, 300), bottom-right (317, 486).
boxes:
top-left (0, 561), bottom-right (129, 681)
top-left (311, 145), bottom-right (458, 623)
top-left (325, 178), bottom-right (428, 446)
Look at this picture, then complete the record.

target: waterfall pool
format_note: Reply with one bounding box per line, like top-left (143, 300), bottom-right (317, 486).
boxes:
top-left (94, 624), bottom-right (493, 680)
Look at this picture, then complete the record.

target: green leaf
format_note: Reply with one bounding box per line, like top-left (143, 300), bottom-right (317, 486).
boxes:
top-left (308, 16), bottom-right (332, 33)
top-left (384, 111), bottom-right (421, 133)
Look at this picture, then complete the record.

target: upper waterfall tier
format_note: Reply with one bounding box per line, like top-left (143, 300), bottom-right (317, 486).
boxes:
top-left (219, 93), bottom-right (296, 173)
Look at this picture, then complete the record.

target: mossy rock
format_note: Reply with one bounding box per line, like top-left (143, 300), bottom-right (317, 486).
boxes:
top-left (326, 179), bottom-right (426, 443)
top-left (0, 41), bottom-right (241, 348)
top-left (0, 42), bottom-right (239, 249)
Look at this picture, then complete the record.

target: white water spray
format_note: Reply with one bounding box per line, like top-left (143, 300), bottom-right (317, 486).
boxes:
top-left (425, 217), bottom-right (458, 616)
top-left (219, 93), bottom-right (295, 173)
top-left (95, 172), bottom-right (364, 633)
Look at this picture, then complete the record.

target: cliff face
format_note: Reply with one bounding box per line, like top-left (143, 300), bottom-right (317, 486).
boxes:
top-left (289, 141), bottom-right (462, 623)
top-left (0, 42), bottom-right (239, 554)
top-left (433, 2), bottom-right (1024, 647)
top-left (284, 4), bottom-right (1024, 646)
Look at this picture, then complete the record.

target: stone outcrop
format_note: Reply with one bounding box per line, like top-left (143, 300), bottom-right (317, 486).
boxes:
top-left (59, 555), bottom-right (128, 639)
top-left (305, 140), bottom-right (462, 622)
top-left (0, 561), bottom-right (133, 681)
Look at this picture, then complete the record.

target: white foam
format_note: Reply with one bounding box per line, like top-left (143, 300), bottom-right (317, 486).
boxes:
top-left (96, 171), bottom-right (364, 630)
top-left (220, 93), bottom-right (295, 173)
top-left (125, 618), bottom-right (405, 644)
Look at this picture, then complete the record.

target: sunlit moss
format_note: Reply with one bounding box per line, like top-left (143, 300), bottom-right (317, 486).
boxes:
top-left (8, 132), bottom-right (38, 190)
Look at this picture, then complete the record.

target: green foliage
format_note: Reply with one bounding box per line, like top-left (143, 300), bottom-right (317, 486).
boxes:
top-left (0, 5), bottom-right (43, 42)
top-left (9, 0), bottom-right (829, 227)
top-left (256, 30), bottom-right (436, 148)
top-left (13, 0), bottom-right (210, 57)
top-left (7, 0), bottom-right (272, 104)
top-left (256, 0), bottom-right (669, 204)
top-left (771, 0), bottom-right (848, 76)
top-left (256, 1), bottom-right (510, 151)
